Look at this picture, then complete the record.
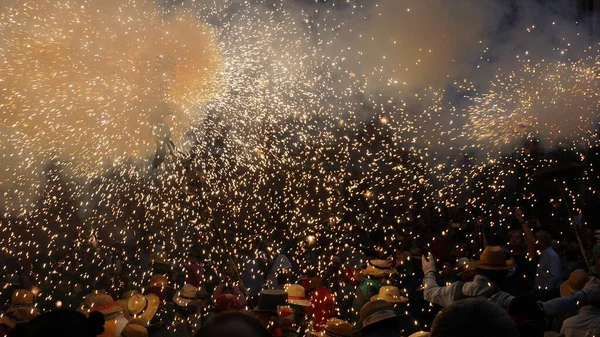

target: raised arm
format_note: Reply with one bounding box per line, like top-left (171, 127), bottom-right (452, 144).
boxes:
top-left (422, 253), bottom-right (459, 307)
top-left (516, 208), bottom-right (536, 260)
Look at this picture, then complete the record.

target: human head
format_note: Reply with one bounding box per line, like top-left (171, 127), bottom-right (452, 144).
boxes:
top-left (24, 309), bottom-right (104, 337)
top-left (305, 269), bottom-right (322, 291)
top-left (431, 298), bottom-right (519, 337)
top-left (535, 231), bottom-right (552, 251)
top-left (195, 311), bottom-right (270, 337)
top-left (507, 230), bottom-right (524, 255)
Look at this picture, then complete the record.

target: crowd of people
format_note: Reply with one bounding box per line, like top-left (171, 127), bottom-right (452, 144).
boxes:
top-left (4, 204), bottom-right (600, 337)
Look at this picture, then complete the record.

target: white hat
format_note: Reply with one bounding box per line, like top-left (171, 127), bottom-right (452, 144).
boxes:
top-left (173, 283), bottom-right (204, 307)
top-left (284, 284), bottom-right (311, 307)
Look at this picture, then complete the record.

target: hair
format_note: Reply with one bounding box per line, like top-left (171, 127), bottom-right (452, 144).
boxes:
top-left (508, 295), bottom-right (545, 337)
top-left (430, 298), bottom-right (519, 337)
top-left (476, 269), bottom-right (509, 290)
top-left (195, 311), bottom-right (270, 337)
top-left (535, 231), bottom-right (552, 248)
top-left (21, 309), bottom-right (104, 337)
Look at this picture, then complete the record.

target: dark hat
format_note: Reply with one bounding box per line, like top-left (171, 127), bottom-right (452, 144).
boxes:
top-left (253, 290), bottom-right (288, 313)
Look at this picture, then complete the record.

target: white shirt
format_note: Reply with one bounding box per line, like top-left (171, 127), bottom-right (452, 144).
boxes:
top-left (561, 305), bottom-right (600, 337)
top-left (423, 272), bottom-right (587, 316)
top-left (535, 247), bottom-right (562, 290)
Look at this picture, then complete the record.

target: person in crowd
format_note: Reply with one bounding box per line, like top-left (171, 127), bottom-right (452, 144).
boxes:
top-left (351, 259), bottom-right (395, 321)
top-left (305, 270), bottom-right (336, 332)
top-left (285, 283), bottom-right (311, 329)
top-left (1, 289), bottom-right (40, 334)
top-left (422, 247), bottom-right (600, 317)
top-left (213, 293), bottom-right (243, 314)
top-left (551, 269), bottom-right (590, 332)
top-left (275, 306), bottom-right (298, 337)
top-left (81, 292), bottom-right (128, 337)
top-left (506, 227), bottom-right (536, 295)
top-left (213, 267), bottom-right (247, 309)
top-left (265, 247), bottom-right (293, 290)
top-left (356, 300), bottom-right (418, 337)
top-left (252, 289), bottom-right (288, 331)
top-left (185, 255), bottom-right (205, 289)
top-left (430, 298), bottom-right (519, 337)
top-left (534, 231), bottom-right (562, 293)
top-left (561, 280), bottom-right (600, 337)
top-left (371, 286), bottom-right (409, 314)
top-left (171, 283), bottom-right (208, 337)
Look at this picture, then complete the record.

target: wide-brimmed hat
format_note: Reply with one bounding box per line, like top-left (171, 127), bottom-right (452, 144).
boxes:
top-left (151, 252), bottom-right (170, 266)
top-left (81, 293), bottom-right (122, 317)
top-left (285, 284), bottom-right (311, 307)
top-left (361, 260), bottom-right (396, 277)
top-left (5, 307), bottom-right (40, 322)
top-left (253, 289), bottom-right (288, 313)
top-left (128, 294), bottom-right (159, 326)
top-left (10, 289), bottom-right (35, 306)
top-left (173, 283), bottom-right (203, 307)
top-left (560, 269), bottom-right (589, 297)
top-left (409, 332), bottom-right (429, 337)
top-left (121, 322), bottom-right (148, 337)
top-left (317, 318), bottom-right (352, 337)
top-left (370, 286), bottom-right (408, 304)
top-left (116, 291), bottom-right (139, 312)
top-left (6, 289), bottom-right (40, 320)
top-left (358, 300), bottom-right (399, 329)
top-left (148, 274), bottom-right (171, 289)
top-left (0, 314), bottom-right (16, 329)
top-left (475, 246), bottom-right (515, 270)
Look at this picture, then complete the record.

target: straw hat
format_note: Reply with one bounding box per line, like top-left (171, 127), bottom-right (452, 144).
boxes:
top-left (82, 293), bottom-right (122, 317)
top-left (128, 294), bottom-right (159, 326)
top-left (285, 284), bottom-right (311, 307)
top-left (475, 246), bottom-right (514, 270)
top-left (121, 323), bottom-right (148, 337)
top-left (116, 290), bottom-right (139, 312)
top-left (409, 332), bottom-right (429, 337)
top-left (317, 318), bottom-right (352, 337)
top-left (8, 289), bottom-right (35, 309)
top-left (173, 283), bottom-right (202, 307)
top-left (0, 314), bottom-right (16, 329)
top-left (148, 274), bottom-right (171, 288)
top-left (361, 260), bottom-right (396, 277)
top-left (151, 252), bottom-right (170, 266)
top-left (6, 289), bottom-right (40, 320)
top-left (358, 300), bottom-right (399, 329)
top-left (560, 269), bottom-right (589, 297)
top-left (5, 307), bottom-right (40, 322)
top-left (370, 286), bottom-right (408, 304)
